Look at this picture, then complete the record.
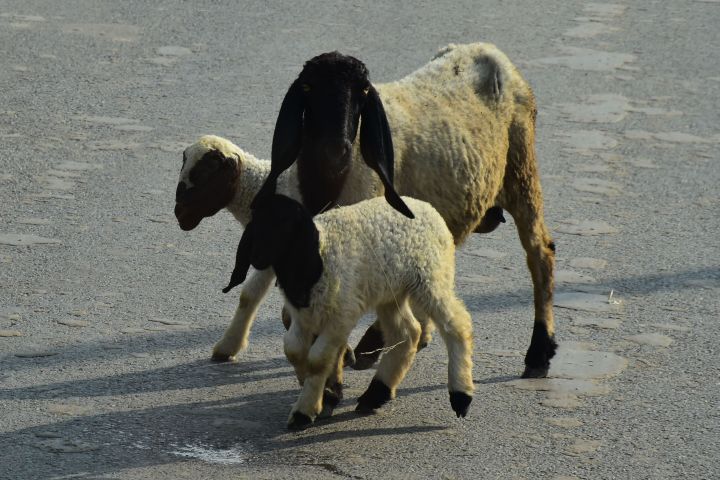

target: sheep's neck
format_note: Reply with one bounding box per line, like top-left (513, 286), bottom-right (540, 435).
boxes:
top-left (226, 155), bottom-right (271, 226)
top-left (297, 153), bottom-right (350, 215)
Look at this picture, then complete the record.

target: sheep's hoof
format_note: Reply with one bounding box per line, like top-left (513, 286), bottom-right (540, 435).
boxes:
top-left (343, 345), bottom-right (356, 368)
top-left (318, 383), bottom-right (343, 419)
top-left (287, 411), bottom-right (313, 430)
top-left (356, 378), bottom-right (391, 414)
top-left (417, 339), bottom-right (429, 351)
top-left (449, 392), bottom-right (472, 418)
top-left (523, 327), bottom-right (558, 378)
top-left (210, 352), bottom-right (237, 363)
top-left (521, 365), bottom-right (549, 378)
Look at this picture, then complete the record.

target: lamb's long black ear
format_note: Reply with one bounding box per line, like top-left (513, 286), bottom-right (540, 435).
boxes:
top-left (222, 223), bottom-right (255, 293)
top-left (360, 86), bottom-right (414, 219)
top-left (252, 80), bottom-right (305, 209)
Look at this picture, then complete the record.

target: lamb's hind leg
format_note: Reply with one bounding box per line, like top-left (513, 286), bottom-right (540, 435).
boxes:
top-left (356, 299), bottom-right (421, 413)
top-left (212, 268), bottom-right (275, 361)
top-left (416, 293), bottom-right (474, 418)
top-left (499, 113), bottom-right (557, 378)
top-left (352, 315), bottom-right (433, 371)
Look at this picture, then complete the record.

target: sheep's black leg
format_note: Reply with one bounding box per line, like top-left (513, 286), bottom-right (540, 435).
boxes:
top-left (449, 392), bottom-right (472, 418)
top-left (287, 412), bottom-right (313, 430)
top-left (318, 382), bottom-right (343, 419)
top-left (356, 378), bottom-right (392, 414)
top-left (352, 322), bottom-right (384, 370)
top-left (522, 322), bottom-right (558, 378)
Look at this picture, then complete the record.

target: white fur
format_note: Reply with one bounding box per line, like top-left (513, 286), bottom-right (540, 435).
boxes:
top-left (281, 196), bottom-right (473, 425)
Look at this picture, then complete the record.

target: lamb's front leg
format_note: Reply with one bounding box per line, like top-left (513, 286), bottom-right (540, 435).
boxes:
top-left (212, 268), bottom-right (275, 361)
top-left (287, 332), bottom-right (346, 430)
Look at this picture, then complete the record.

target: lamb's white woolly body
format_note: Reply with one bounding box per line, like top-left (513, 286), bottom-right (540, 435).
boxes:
top-left (279, 197), bottom-right (473, 425)
top-left (290, 197), bottom-right (453, 331)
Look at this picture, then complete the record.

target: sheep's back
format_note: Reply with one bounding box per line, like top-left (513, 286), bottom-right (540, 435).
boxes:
top-left (313, 197), bottom-right (454, 315)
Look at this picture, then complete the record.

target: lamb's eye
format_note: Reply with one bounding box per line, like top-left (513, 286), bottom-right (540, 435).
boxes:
top-left (302, 83), bottom-right (311, 92)
top-left (362, 86), bottom-right (370, 96)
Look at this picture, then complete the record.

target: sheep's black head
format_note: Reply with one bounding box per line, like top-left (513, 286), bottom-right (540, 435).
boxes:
top-left (174, 136), bottom-right (240, 231)
top-left (252, 52), bottom-right (413, 219)
top-left (223, 195), bottom-right (323, 309)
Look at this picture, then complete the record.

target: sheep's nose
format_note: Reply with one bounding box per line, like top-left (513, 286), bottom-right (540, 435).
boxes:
top-left (175, 182), bottom-right (188, 202)
top-left (324, 141), bottom-right (351, 162)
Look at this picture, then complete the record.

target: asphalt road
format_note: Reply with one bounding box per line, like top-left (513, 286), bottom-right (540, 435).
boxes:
top-left (1, 1), bottom-right (719, 479)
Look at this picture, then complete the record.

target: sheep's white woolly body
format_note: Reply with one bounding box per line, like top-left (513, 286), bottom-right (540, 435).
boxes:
top-left (281, 197), bottom-right (474, 425)
top-left (339, 43), bottom-right (527, 244)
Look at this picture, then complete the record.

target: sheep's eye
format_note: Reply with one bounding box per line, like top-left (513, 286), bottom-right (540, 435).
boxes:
top-left (362, 86), bottom-right (370, 96)
top-left (302, 83), bottom-right (311, 93)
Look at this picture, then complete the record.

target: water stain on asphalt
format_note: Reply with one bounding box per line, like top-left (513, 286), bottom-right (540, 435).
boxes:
top-left (572, 316), bottom-right (621, 330)
top-left (544, 416), bottom-right (583, 428)
top-left (555, 219), bottom-right (619, 236)
top-left (170, 442), bottom-right (248, 465)
top-left (556, 94), bottom-right (630, 123)
top-left (572, 177), bottom-right (622, 196)
top-left (626, 333), bottom-right (673, 347)
top-left (551, 343), bottom-right (628, 380)
top-left (569, 257), bottom-right (607, 270)
top-left (557, 129), bottom-right (618, 150)
top-left (0, 233), bottom-right (61, 246)
top-left (62, 23), bottom-right (140, 42)
top-left (16, 218), bottom-right (52, 226)
top-left (555, 270), bottom-right (596, 284)
top-left (555, 291), bottom-right (621, 313)
top-left (533, 47), bottom-right (636, 72)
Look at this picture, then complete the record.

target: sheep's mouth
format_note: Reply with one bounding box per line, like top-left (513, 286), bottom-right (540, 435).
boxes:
top-left (174, 203), bottom-right (203, 231)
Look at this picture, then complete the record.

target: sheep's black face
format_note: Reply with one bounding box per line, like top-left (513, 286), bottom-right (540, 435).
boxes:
top-left (175, 148), bottom-right (239, 231)
top-left (298, 52), bottom-right (370, 172)
top-left (292, 52), bottom-right (372, 213)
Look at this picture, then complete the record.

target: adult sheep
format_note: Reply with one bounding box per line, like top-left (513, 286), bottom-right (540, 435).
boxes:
top-left (175, 42), bottom-right (556, 378)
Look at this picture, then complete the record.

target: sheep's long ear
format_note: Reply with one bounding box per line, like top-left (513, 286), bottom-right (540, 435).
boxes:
top-left (360, 86), bottom-right (414, 219)
top-left (252, 80), bottom-right (305, 209)
top-left (222, 223), bottom-right (255, 293)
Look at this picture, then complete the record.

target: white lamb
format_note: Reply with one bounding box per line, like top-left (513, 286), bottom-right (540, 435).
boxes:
top-left (222, 194), bottom-right (474, 429)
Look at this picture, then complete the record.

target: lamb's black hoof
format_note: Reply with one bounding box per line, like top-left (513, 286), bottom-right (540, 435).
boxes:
top-left (356, 378), bottom-right (391, 414)
top-left (417, 340), bottom-right (429, 351)
top-left (319, 383), bottom-right (343, 419)
top-left (523, 325), bottom-right (558, 378)
top-left (210, 352), bottom-right (237, 363)
top-left (449, 391), bottom-right (472, 418)
top-left (287, 411), bottom-right (313, 430)
top-left (343, 345), bottom-right (356, 369)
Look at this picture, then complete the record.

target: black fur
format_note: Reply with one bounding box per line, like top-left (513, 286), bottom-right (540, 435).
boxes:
top-left (449, 391), bottom-right (472, 418)
top-left (351, 323), bottom-right (384, 370)
top-left (522, 321), bottom-right (558, 378)
top-left (319, 382), bottom-right (343, 419)
top-left (252, 51), bottom-right (413, 218)
top-left (287, 411), bottom-right (313, 430)
top-left (223, 195), bottom-right (323, 310)
top-left (356, 378), bottom-right (392, 413)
